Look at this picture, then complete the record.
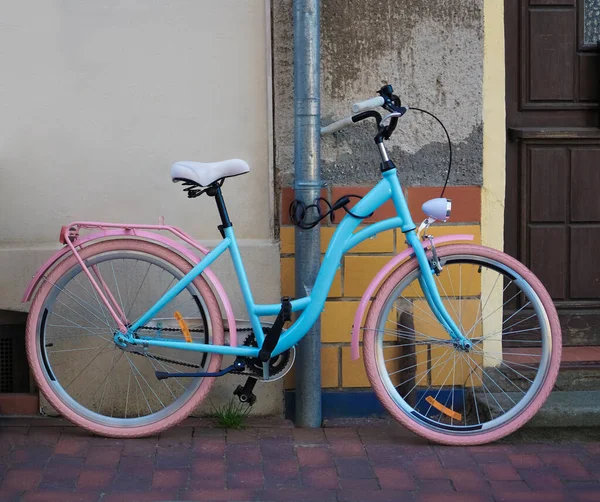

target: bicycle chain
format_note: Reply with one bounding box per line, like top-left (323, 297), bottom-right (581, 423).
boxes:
top-left (132, 325), bottom-right (259, 376)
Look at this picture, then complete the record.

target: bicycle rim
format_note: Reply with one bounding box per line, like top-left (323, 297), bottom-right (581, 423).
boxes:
top-left (368, 249), bottom-right (555, 437)
top-left (35, 247), bottom-right (215, 428)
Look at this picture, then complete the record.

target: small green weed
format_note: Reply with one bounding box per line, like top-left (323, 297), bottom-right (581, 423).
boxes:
top-left (211, 398), bottom-right (251, 429)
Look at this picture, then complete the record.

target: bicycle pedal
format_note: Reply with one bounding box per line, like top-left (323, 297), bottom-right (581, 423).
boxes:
top-left (233, 377), bottom-right (257, 406)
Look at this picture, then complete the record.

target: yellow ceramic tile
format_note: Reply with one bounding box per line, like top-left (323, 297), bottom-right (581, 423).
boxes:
top-left (341, 346), bottom-right (370, 387)
top-left (321, 301), bottom-right (359, 343)
top-left (380, 338), bottom-right (428, 390)
top-left (430, 346), bottom-right (482, 386)
top-left (280, 257), bottom-right (341, 298)
top-left (284, 345), bottom-right (339, 389)
top-left (344, 256), bottom-right (392, 297)
top-left (349, 227), bottom-right (395, 254)
top-left (280, 226), bottom-right (295, 254)
top-left (320, 227), bottom-right (336, 253)
top-left (412, 299), bottom-right (483, 341)
top-left (280, 257), bottom-right (295, 297)
top-left (402, 259), bottom-right (483, 299)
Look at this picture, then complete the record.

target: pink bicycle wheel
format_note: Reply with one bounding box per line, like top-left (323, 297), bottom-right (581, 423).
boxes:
top-left (26, 239), bottom-right (224, 438)
top-left (363, 244), bottom-right (561, 445)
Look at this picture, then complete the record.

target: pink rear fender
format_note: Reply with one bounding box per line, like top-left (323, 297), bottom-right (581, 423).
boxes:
top-left (22, 229), bottom-right (238, 347)
top-left (350, 234), bottom-right (474, 360)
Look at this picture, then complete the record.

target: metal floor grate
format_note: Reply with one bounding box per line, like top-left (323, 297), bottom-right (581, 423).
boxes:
top-left (0, 336), bottom-right (14, 392)
top-left (0, 326), bottom-right (29, 394)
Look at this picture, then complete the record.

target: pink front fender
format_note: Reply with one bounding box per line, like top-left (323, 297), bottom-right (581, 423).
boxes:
top-left (350, 234), bottom-right (474, 360)
top-left (22, 230), bottom-right (238, 347)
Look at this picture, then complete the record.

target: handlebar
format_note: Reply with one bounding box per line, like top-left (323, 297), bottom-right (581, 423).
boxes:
top-left (351, 96), bottom-right (385, 113)
top-left (321, 85), bottom-right (407, 138)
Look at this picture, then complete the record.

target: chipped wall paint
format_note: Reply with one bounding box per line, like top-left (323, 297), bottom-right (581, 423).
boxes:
top-left (273, 0), bottom-right (484, 187)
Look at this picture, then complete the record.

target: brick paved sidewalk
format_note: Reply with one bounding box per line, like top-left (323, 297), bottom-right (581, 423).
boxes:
top-left (1, 418), bottom-right (600, 501)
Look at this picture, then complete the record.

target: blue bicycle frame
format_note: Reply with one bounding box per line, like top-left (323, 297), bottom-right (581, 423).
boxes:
top-left (126, 168), bottom-right (468, 357)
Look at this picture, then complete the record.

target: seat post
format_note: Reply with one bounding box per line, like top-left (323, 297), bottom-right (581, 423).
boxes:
top-left (207, 183), bottom-right (232, 234)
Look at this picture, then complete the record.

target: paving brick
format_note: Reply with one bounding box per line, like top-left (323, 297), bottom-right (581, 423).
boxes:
top-left (111, 472), bottom-right (153, 491)
top-left (263, 459), bottom-right (299, 481)
top-left (447, 469), bottom-right (489, 491)
top-left (154, 449), bottom-right (191, 470)
top-left (415, 494), bottom-right (493, 502)
top-left (540, 454), bottom-right (592, 480)
top-left (77, 469), bottom-right (114, 490)
top-left (180, 489), bottom-right (255, 501)
top-left (117, 455), bottom-right (154, 474)
top-left (9, 447), bottom-right (53, 467)
top-left (259, 428), bottom-right (293, 440)
top-left (297, 446), bottom-right (334, 467)
top-left (26, 428), bottom-right (61, 446)
top-left (225, 429), bottom-right (259, 444)
top-left (47, 454), bottom-right (85, 468)
top-left (260, 439), bottom-right (295, 459)
top-left (2, 468), bottom-right (42, 491)
top-left (292, 428), bottom-right (327, 444)
top-left (192, 457), bottom-right (226, 478)
top-left (415, 478), bottom-right (455, 492)
top-left (157, 426), bottom-right (193, 448)
top-left (435, 446), bottom-right (480, 469)
top-left (191, 437), bottom-right (225, 457)
top-left (121, 439), bottom-right (157, 457)
top-left (373, 467), bottom-right (415, 490)
top-left (518, 468), bottom-right (564, 491)
top-left (226, 469), bottom-right (264, 489)
top-left (21, 491), bottom-right (101, 502)
top-left (257, 487), bottom-right (337, 501)
top-left (54, 437), bottom-right (89, 456)
top-left (330, 440), bottom-right (366, 457)
top-left (339, 477), bottom-right (381, 490)
top-left (488, 480), bottom-right (531, 493)
top-left (188, 477), bottom-right (226, 490)
top-left (102, 490), bottom-right (178, 501)
top-left (83, 447), bottom-right (122, 468)
top-left (409, 458), bottom-right (449, 480)
top-left (482, 462), bottom-right (521, 481)
top-left (151, 469), bottom-right (189, 490)
top-left (38, 466), bottom-right (80, 490)
top-left (492, 492), bottom-right (567, 502)
top-left (508, 453), bottom-right (544, 469)
top-left (339, 489), bottom-right (416, 502)
top-left (334, 457), bottom-right (375, 479)
top-left (301, 467), bottom-right (339, 489)
top-left (0, 488), bottom-right (23, 502)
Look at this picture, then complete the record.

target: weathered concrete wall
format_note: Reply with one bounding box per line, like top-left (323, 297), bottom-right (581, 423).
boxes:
top-left (273, 0), bottom-right (484, 187)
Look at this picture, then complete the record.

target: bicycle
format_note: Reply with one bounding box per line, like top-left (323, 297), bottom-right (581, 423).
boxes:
top-left (23, 84), bottom-right (561, 445)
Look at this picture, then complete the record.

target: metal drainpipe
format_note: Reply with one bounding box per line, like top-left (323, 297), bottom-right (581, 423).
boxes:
top-left (293, 0), bottom-right (322, 427)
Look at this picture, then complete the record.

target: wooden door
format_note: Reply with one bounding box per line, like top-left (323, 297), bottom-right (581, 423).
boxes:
top-left (505, 0), bottom-right (600, 345)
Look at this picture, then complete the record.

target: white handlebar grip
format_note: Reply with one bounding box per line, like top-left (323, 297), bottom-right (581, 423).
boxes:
top-left (321, 115), bottom-right (354, 135)
top-left (351, 96), bottom-right (385, 113)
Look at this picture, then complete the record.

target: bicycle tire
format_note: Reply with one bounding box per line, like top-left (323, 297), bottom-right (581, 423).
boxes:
top-left (363, 244), bottom-right (561, 445)
top-left (26, 238), bottom-right (224, 438)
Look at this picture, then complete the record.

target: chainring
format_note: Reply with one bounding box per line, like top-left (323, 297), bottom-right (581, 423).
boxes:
top-left (243, 333), bottom-right (293, 381)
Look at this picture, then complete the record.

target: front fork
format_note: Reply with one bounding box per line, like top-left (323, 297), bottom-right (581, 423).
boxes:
top-left (405, 230), bottom-right (472, 351)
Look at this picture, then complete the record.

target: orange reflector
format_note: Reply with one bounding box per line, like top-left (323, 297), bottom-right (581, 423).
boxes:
top-left (425, 396), bottom-right (462, 421)
top-left (174, 311), bottom-right (192, 343)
